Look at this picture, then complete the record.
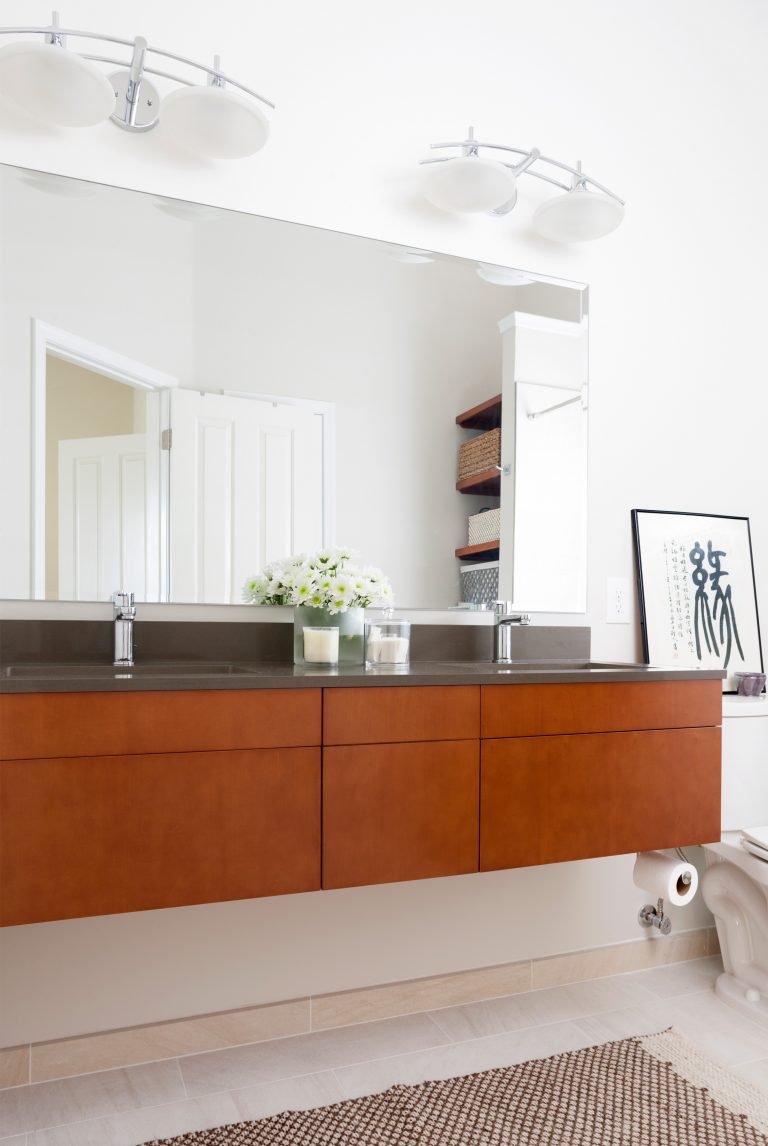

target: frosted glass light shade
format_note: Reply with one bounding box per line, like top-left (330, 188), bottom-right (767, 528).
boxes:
top-left (161, 85), bottom-right (270, 159)
top-left (0, 41), bottom-right (115, 127)
top-left (533, 188), bottom-right (624, 242)
top-left (423, 156), bottom-right (516, 214)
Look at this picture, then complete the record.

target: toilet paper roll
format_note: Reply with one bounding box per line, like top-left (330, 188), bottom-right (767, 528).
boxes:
top-left (633, 851), bottom-right (699, 906)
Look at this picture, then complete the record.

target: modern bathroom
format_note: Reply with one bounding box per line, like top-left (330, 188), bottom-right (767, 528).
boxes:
top-left (0, 3), bottom-right (767, 1144)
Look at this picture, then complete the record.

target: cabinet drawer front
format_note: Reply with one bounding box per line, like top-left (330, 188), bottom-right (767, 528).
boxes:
top-left (1, 747), bottom-right (321, 924)
top-left (323, 740), bottom-right (480, 888)
top-left (323, 686), bottom-right (480, 745)
top-left (481, 680), bottom-right (722, 739)
top-left (0, 689), bottom-right (321, 760)
top-left (480, 727), bottom-right (721, 871)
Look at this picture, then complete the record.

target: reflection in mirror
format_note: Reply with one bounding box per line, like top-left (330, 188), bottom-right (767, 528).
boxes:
top-left (0, 164), bottom-right (588, 610)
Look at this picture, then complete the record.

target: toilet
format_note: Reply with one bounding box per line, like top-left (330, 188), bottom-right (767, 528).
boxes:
top-left (702, 695), bottom-right (768, 1027)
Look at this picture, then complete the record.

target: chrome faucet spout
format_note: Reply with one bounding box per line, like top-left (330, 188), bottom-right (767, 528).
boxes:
top-left (113, 590), bottom-right (136, 667)
top-left (492, 602), bottom-right (531, 664)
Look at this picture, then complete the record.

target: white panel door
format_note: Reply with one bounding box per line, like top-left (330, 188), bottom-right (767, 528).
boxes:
top-left (169, 391), bottom-right (320, 604)
top-left (58, 433), bottom-right (148, 601)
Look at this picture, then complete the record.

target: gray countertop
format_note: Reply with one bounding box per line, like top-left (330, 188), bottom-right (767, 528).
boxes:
top-left (0, 660), bottom-right (726, 693)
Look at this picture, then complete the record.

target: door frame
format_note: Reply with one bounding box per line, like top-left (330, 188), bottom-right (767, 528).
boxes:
top-left (31, 319), bottom-right (178, 600)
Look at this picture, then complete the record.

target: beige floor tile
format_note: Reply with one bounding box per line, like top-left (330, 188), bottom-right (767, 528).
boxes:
top-left (229, 1070), bottom-right (344, 1121)
top-left (0, 1135), bottom-right (27, 1145)
top-left (31, 999), bottom-right (310, 1084)
top-left (428, 974), bottom-right (657, 1042)
top-left (26, 1092), bottom-right (238, 1146)
top-left (180, 1012), bottom-right (449, 1098)
top-left (663, 993), bottom-right (768, 1067)
top-left (531, 928), bottom-right (712, 989)
top-left (623, 955), bottom-right (724, 998)
top-left (732, 1059), bottom-right (768, 1092)
top-left (311, 962), bottom-right (531, 1031)
top-left (0, 1059), bottom-right (185, 1137)
top-left (0, 1049), bottom-right (29, 1091)
top-left (573, 1001), bottom-right (678, 1044)
top-left (333, 1019), bottom-right (592, 1099)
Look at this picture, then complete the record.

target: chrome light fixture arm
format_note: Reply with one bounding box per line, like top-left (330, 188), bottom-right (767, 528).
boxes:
top-left (420, 127), bottom-right (624, 207)
top-left (0, 10), bottom-right (275, 140)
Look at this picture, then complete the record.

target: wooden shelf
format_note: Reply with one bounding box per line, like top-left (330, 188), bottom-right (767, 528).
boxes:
top-left (455, 541), bottom-right (500, 562)
top-left (456, 394), bottom-right (502, 430)
top-left (456, 468), bottom-right (500, 497)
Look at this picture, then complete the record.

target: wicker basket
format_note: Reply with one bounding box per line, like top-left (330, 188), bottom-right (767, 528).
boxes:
top-left (458, 427), bottom-right (501, 481)
top-left (468, 507), bottom-right (501, 546)
top-left (460, 562), bottom-right (499, 605)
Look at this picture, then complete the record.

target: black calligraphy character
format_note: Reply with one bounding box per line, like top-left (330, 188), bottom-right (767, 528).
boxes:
top-left (689, 542), bottom-right (719, 661)
top-left (707, 541), bottom-right (744, 669)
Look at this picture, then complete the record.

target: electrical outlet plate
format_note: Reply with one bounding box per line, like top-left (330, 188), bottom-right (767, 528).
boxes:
top-left (606, 576), bottom-right (631, 624)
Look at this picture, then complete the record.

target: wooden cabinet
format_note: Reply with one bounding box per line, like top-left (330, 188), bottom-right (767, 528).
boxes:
top-left (481, 680), bottom-right (722, 740)
top-left (323, 685), bottom-right (479, 746)
top-left (0, 677), bottom-right (722, 923)
top-left (322, 687), bottom-right (480, 889)
top-left (0, 688), bottom-right (322, 925)
top-left (323, 741), bottom-right (479, 889)
top-left (480, 727), bottom-right (721, 872)
top-left (1, 747), bottom-right (321, 925)
top-left (0, 688), bottom-right (321, 759)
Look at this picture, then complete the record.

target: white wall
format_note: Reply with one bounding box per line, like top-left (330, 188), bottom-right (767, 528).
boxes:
top-left (2, 0), bottom-right (764, 1042)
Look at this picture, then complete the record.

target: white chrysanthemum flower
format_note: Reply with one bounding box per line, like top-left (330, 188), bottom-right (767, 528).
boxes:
top-left (330, 576), bottom-right (354, 600)
top-left (291, 576), bottom-right (317, 603)
top-left (243, 547), bottom-right (392, 612)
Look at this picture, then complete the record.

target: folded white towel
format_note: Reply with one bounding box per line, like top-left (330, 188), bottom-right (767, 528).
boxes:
top-left (741, 825), bottom-right (768, 850)
top-left (742, 839), bottom-right (768, 864)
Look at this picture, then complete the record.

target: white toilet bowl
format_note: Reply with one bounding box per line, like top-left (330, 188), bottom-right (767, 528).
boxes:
top-left (702, 695), bottom-right (768, 1027)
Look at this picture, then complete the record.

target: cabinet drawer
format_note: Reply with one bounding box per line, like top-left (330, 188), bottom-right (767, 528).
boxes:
top-left (480, 727), bottom-right (721, 871)
top-left (1, 746), bottom-right (321, 924)
top-left (0, 689), bottom-right (321, 760)
top-left (323, 740), bottom-right (479, 888)
top-left (481, 680), bottom-right (722, 739)
top-left (323, 686), bottom-right (480, 745)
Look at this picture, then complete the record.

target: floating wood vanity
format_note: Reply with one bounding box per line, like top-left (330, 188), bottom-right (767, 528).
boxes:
top-left (0, 669), bottom-right (723, 926)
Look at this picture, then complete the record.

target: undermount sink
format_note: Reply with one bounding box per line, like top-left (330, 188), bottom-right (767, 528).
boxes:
top-left (2, 662), bottom-right (261, 679)
top-left (448, 660), bottom-right (648, 672)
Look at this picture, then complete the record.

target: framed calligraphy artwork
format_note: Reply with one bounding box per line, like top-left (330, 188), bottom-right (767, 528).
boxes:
top-left (632, 509), bottom-right (763, 693)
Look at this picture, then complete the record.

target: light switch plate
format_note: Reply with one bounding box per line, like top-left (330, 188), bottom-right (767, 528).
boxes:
top-left (606, 576), bottom-right (631, 624)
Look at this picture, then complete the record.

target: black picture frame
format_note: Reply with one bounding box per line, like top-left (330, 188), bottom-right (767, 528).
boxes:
top-left (631, 508), bottom-right (763, 694)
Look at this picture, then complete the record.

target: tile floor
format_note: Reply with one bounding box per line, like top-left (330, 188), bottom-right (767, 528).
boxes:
top-left (2, 956), bottom-right (767, 1146)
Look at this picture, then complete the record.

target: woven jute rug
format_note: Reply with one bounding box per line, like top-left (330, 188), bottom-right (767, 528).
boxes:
top-left (142, 1028), bottom-right (768, 1145)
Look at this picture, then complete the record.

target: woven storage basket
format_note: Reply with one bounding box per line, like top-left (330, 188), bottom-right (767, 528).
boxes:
top-left (460, 562), bottom-right (499, 605)
top-left (458, 427), bottom-right (501, 481)
top-left (468, 507), bottom-right (501, 546)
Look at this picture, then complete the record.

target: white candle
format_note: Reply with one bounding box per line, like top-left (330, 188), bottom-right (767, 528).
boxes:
top-left (303, 627), bottom-right (339, 664)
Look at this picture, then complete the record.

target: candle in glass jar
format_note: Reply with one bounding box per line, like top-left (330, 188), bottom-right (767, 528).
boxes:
top-left (303, 626), bottom-right (339, 664)
top-left (367, 635), bottom-right (409, 663)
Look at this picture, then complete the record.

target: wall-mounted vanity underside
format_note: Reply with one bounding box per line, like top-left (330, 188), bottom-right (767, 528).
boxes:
top-left (0, 670), bottom-right (722, 927)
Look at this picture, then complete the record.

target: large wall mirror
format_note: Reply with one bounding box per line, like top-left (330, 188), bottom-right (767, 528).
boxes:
top-left (0, 164), bottom-right (588, 611)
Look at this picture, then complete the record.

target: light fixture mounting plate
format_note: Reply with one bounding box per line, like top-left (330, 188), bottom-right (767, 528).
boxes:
top-left (109, 69), bottom-right (159, 132)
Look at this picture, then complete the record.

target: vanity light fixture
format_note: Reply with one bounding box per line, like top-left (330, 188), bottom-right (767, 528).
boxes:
top-left (0, 12), bottom-right (273, 158)
top-left (420, 127), bottom-right (625, 242)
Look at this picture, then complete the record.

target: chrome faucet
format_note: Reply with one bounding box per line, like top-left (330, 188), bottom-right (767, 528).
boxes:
top-left (113, 591), bottom-right (136, 667)
top-left (493, 601), bottom-right (531, 663)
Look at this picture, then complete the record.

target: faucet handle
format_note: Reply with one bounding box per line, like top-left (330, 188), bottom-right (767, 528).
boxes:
top-left (113, 590), bottom-right (135, 615)
top-left (494, 601), bottom-right (531, 625)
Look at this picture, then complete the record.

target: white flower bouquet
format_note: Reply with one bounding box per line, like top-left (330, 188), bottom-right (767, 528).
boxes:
top-left (243, 547), bottom-right (393, 614)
